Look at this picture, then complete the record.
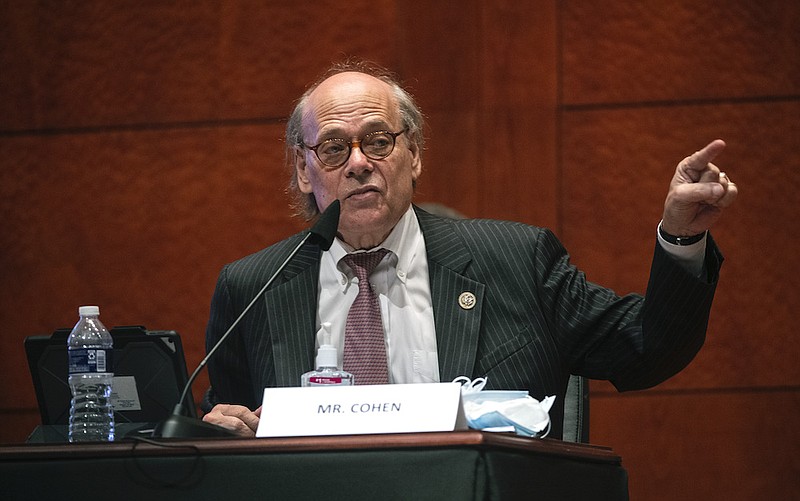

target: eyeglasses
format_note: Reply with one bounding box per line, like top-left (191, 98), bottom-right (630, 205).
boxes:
top-left (303, 129), bottom-right (407, 168)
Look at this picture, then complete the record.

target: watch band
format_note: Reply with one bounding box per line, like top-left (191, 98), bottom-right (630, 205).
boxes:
top-left (658, 223), bottom-right (706, 246)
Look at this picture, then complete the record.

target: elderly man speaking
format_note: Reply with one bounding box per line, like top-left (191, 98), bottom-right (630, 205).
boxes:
top-left (201, 61), bottom-right (737, 437)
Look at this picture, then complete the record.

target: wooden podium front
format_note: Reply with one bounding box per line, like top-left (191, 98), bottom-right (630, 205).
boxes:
top-left (0, 431), bottom-right (628, 500)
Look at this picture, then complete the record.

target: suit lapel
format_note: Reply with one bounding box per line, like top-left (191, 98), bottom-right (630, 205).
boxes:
top-left (415, 208), bottom-right (485, 382)
top-left (265, 241), bottom-right (321, 387)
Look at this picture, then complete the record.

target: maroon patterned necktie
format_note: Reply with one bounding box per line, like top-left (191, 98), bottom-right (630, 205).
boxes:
top-left (342, 248), bottom-right (390, 385)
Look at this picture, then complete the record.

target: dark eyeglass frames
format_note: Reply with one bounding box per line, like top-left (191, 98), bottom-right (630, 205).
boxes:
top-left (303, 129), bottom-right (407, 168)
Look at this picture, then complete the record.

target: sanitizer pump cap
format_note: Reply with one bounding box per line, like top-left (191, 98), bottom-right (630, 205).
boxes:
top-left (316, 322), bottom-right (338, 368)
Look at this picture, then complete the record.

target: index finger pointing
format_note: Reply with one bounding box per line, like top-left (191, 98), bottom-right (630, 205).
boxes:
top-left (684, 139), bottom-right (727, 172)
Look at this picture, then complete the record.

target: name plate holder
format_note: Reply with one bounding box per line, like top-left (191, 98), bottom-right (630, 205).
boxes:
top-left (256, 383), bottom-right (468, 438)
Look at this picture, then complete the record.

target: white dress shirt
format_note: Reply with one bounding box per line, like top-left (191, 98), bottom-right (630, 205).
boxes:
top-left (317, 206), bottom-right (439, 384)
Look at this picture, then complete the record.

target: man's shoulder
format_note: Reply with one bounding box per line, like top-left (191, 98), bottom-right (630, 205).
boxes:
top-left (453, 216), bottom-right (544, 234)
top-left (414, 208), bottom-right (565, 271)
top-left (415, 207), bottom-right (551, 243)
top-left (222, 231), bottom-right (310, 279)
top-left (451, 218), bottom-right (558, 260)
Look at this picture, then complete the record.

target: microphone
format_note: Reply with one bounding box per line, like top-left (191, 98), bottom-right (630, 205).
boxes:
top-left (307, 199), bottom-right (341, 251)
top-left (153, 200), bottom-right (341, 438)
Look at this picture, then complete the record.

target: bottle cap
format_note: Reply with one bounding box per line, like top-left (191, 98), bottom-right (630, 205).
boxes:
top-left (78, 305), bottom-right (100, 317)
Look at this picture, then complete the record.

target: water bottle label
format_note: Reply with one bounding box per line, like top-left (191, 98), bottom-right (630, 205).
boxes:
top-left (68, 348), bottom-right (113, 374)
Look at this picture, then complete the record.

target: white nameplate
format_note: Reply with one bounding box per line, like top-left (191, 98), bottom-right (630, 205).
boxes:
top-left (256, 383), bottom-right (468, 438)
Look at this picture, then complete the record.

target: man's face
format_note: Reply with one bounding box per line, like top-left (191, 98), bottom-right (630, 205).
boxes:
top-left (295, 72), bottom-right (422, 250)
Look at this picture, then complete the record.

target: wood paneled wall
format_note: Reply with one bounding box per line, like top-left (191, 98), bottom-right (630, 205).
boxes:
top-left (1, 1), bottom-right (797, 499)
top-left (560, 2), bottom-right (800, 499)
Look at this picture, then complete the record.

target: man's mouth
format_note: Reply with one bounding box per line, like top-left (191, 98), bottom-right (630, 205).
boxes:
top-left (346, 186), bottom-right (380, 199)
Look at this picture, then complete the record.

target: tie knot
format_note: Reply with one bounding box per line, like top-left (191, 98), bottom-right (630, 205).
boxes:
top-left (343, 249), bottom-right (389, 281)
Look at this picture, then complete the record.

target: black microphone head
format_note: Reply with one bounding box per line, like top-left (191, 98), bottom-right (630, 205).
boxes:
top-left (309, 199), bottom-right (340, 250)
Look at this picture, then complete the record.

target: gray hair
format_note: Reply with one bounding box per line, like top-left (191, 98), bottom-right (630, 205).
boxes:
top-left (285, 60), bottom-right (425, 220)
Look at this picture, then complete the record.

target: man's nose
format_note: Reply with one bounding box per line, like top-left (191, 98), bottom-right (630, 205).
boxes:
top-left (343, 143), bottom-right (373, 176)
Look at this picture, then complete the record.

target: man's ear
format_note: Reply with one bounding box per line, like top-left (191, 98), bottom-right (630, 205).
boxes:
top-left (408, 138), bottom-right (423, 181)
top-left (294, 148), bottom-right (313, 194)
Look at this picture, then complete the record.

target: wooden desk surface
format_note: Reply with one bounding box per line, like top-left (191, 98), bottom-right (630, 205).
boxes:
top-left (0, 430), bottom-right (620, 464)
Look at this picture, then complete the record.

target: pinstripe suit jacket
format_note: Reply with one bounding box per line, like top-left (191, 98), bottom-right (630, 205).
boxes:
top-left (206, 206), bottom-right (722, 438)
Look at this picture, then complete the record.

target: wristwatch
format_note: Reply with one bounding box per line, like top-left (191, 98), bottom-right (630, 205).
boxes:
top-left (658, 223), bottom-right (706, 246)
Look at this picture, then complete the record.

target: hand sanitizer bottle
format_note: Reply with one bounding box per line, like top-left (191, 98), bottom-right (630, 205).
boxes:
top-left (301, 322), bottom-right (354, 386)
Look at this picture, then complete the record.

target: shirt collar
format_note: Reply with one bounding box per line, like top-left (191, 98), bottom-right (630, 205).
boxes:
top-left (326, 205), bottom-right (421, 285)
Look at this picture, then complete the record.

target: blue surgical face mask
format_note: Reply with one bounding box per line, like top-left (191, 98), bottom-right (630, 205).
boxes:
top-left (455, 376), bottom-right (554, 437)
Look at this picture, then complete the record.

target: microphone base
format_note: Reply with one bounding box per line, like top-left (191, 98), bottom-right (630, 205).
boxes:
top-left (153, 414), bottom-right (237, 439)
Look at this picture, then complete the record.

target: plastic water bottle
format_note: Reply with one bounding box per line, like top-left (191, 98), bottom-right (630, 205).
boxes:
top-left (68, 305), bottom-right (115, 442)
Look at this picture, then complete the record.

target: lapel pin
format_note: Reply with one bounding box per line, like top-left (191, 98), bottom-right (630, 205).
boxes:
top-left (458, 291), bottom-right (476, 310)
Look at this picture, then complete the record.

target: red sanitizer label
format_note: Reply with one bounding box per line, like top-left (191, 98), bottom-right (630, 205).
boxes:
top-left (309, 376), bottom-right (343, 385)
